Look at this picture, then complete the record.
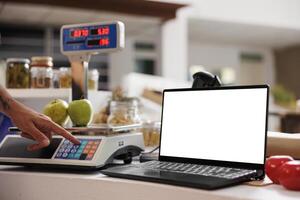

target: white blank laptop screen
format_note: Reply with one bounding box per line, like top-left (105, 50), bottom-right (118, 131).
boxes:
top-left (160, 88), bottom-right (267, 165)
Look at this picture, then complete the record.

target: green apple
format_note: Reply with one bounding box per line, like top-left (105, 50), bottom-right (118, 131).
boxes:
top-left (68, 99), bottom-right (93, 127)
top-left (43, 99), bottom-right (69, 126)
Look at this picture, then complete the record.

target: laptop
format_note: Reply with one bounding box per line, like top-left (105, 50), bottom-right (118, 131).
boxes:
top-left (102, 85), bottom-right (269, 190)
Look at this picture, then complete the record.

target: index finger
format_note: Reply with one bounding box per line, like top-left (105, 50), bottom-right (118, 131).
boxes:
top-left (26, 125), bottom-right (50, 151)
top-left (49, 122), bottom-right (80, 145)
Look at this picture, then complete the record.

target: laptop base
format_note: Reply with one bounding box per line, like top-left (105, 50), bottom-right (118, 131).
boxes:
top-left (101, 164), bottom-right (254, 190)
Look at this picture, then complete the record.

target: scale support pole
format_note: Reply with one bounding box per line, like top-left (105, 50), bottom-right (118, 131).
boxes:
top-left (71, 61), bottom-right (88, 100)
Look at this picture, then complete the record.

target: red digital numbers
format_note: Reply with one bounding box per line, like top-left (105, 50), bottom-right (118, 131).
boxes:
top-left (82, 29), bottom-right (88, 37)
top-left (99, 38), bottom-right (109, 46)
top-left (72, 30), bottom-right (80, 37)
top-left (71, 26), bottom-right (110, 38)
top-left (97, 27), bottom-right (110, 35)
top-left (72, 29), bottom-right (88, 38)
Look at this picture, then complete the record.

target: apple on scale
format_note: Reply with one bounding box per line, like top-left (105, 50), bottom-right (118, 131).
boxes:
top-left (68, 99), bottom-right (93, 127)
top-left (43, 98), bottom-right (93, 127)
top-left (43, 99), bottom-right (69, 126)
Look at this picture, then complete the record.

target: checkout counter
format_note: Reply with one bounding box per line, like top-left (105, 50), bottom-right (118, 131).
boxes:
top-left (1, 131), bottom-right (300, 200)
top-left (0, 164), bottom-right (299, 200)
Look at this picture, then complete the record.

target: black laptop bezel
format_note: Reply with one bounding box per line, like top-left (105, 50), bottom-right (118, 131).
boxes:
top-left (158, 85), bottom-right (269, 174)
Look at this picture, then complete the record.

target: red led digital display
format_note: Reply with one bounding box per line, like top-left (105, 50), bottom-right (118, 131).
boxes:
top-left (99, 38), bottom-right (109, 46)
top-left (71, 26), bottom-right (110, 38)
top-left (98, 27), bottom-right (110, 35)
top-left (71, 29), bottom-right (89, 38)
top-left (90, 27), bottom-right (110, 36)
top-left (87, 38), bottom-right (110, 46)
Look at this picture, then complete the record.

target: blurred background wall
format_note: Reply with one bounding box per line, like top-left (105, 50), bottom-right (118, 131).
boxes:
top-left (1, 0), bottom-right (300, 133)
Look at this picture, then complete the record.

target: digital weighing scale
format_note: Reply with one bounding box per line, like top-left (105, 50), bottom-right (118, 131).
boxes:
top-left (0, 133), bottom-right (143, 170)
top-left (0, 21), bottom-right (145, 170)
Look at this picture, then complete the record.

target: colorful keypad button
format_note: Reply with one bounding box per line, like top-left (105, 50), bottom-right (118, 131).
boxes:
top-left (55, 139), bottom-right (101, 160)
top-left (81, 141), bottom-right (88, 145)
top-left (71, 149), bottom-right (77, 153)
top-left (56, 152), bottom-right (62, 157)
top-left (65, 148), bottom-right (71, 153)
top-left (83, 149), bottom-right (89, 154)
top-left (86, 153), bottom-right (94, 160)
top-left (58, 148), bottom-right (65, 153)
top-left (68, 153), bottom-right (75, 159)
top-left (89, 149), bottom-right (96, 154)
top-left (74, 153), bottom-right (81, 159)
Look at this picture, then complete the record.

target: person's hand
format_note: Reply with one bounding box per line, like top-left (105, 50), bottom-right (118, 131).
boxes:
top-left (6, 100), bottom-right (80, 151)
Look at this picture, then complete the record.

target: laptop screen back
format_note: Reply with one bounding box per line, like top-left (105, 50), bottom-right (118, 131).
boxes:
top-left (160, 87), bottom-right (268, 165)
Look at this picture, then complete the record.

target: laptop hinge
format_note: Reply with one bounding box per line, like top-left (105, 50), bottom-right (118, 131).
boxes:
top-left (250, 169), bottom-right (265, 181)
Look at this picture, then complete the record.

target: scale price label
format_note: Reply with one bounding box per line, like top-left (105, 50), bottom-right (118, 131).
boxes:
top-left (61, 21), bottom-right (124, 54)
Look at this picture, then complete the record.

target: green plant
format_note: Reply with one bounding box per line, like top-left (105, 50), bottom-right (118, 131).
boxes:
top-left (271, 85), bottom-right (296, 108)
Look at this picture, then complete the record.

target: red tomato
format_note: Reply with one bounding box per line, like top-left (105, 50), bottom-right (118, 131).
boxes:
top-left (265, 155), bottom-right (294, 184)
top-left (278, 160), bottom-right (300, 191)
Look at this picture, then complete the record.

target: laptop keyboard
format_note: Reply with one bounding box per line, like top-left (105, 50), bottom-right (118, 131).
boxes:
top-left (137, 161), bottom-right (256, 179)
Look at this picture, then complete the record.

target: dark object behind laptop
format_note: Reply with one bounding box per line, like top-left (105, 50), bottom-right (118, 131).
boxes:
top-left (192, 71), bottom-right (221, 88)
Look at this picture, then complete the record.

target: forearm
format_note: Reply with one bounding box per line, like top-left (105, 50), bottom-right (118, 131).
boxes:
top-left (0, 85), bottom-right (16, 116)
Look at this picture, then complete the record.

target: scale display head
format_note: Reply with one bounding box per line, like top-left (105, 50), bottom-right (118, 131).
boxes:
top-left (61, 21), bottom-right (125, 61)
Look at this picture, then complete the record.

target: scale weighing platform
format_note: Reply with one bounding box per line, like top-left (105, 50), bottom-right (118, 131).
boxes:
top-left (0, 21), bottom-right (145, 170)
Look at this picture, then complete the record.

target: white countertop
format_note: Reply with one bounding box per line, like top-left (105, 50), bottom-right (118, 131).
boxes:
top-left (0, 165), bottom-right (299, 200)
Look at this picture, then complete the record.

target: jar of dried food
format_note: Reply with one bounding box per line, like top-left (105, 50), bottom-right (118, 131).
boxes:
top-left (0, 60), bottom-right (6, 86)
top-left (107, 98), bottom-right (141, 126)
top-left (6, 58), bottom-right (30, 88)
top-left (52, 69), bottom-right (60, 88)
top-left (88, 69), bottom-right (99, 90)
top-left (30, 56), bottom-right (53, 88)
top-left (142, 121), bottom-right (161, 147)
top-left (59, 67), bottom-right (71, 88)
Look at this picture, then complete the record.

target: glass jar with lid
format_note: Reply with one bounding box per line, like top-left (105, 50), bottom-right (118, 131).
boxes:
top-left (0, 60), bottom-right (6, 86)
top-left (6, 58), bottom-right (30, 88)
top-left (30, 56), bottom-right (53, 88)
top-left (88, 69), bottom-right (99, 90)
top-left (52, 69), bottom-right (60, 88)
top-left (59, 67), bottom-right (71, 88)
top-left (142, 121), bottom-right (161, 147)
top-left (107, 98), bottom-right (141, 126)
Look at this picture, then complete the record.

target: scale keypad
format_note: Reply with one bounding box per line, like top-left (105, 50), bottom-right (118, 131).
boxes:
top-left (55, 139), bottom-right (101, 160)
